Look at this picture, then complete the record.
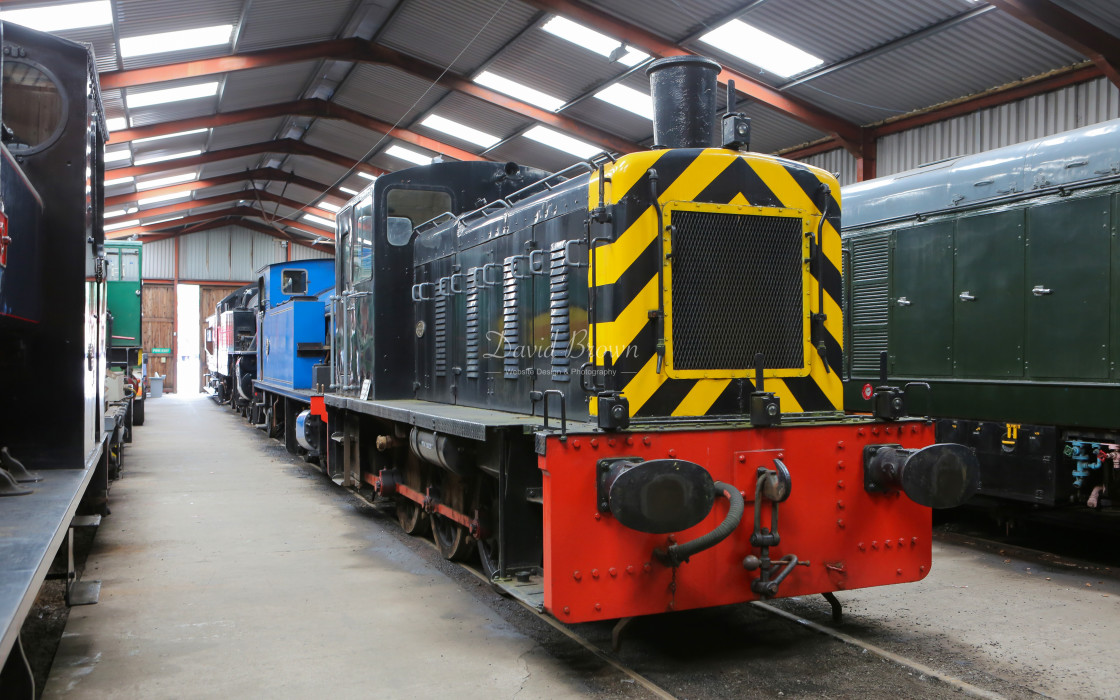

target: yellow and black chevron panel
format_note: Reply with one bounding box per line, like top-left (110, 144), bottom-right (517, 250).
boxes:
top-left (587, 148), bottom-right (843, 420)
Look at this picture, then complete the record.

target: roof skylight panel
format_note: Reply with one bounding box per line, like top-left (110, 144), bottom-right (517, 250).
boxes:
top-left (698, 20), bottom-right (823, 79)
top-left (104, 148), bottom-right (132, 164)
top-left (386, 145), bottom-right (432, 166)
top-left (136, 172), bottom-right (197, 190)
top-left (594, 83), bottom-right (653, 119)
top-left (318, 201), bottom-right (342, 213)
top-left (138, 191), bottom-right (191, 206)
top-left (541, 16), bottom-right (649, 67)
top-left (523, 126), bottom-right (600, 159)
top-left (104, 176), bottom-right (135, 187)
top-left (104, 220), bottom-right (140, 232)
top-left (126, 82), bottom-right (219, 109)
top-left (302, 214), bottom-right (335, 229)
top-left (340, 187), bottom-right (360, 195)
top-left (144, 216), bottom-right (185, 226)
top-left (133, 128), bottom-right (209, 144)
top-left (420, 115), bottom-right (500, 149)
top-left (473, 72), bottom-right (564, 112)
top-left (1, 1), bottom-right (112, 32)
top-left (357, 173), bottom-right (377, 182)
top-left (133, 150), bottom-right (203, 166)
top-left (119, 25), bottom-right (235, 58)
top-left (106, 117), bottom-right (129, 132)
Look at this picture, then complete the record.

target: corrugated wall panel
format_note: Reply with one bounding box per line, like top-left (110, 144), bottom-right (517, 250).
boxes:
top-left (142, 239), bottom-right (175, 280)
top-left (290, 244), bottom-right (334, 261)
top-left (878, 76), bottom-right (1120, 176)
top-left (800, 149), bottom-right (858, 187)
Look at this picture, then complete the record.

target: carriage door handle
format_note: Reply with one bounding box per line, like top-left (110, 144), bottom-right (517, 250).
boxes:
top-left (896, 297), bottom-right (911, 307)
top-left (1032, 285), bottom-right (1052, 297)
top-left (958, 291), bottom-right (976, 302)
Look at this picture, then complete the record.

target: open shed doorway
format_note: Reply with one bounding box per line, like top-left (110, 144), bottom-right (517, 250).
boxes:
top-left (176, 284), bottom-right (200, 394)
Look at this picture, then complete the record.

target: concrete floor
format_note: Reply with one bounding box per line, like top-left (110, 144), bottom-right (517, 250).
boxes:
top-left (43, 395), bottom-right (593, 699)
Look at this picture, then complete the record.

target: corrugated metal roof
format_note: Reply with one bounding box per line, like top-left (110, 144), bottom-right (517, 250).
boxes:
top-left (208, 119), bottom-right (286, 150)
top-left (1054, 0), bottom-right (1120, 41)
top-left (784, 10), bottom-right (1086, 125)
top-left (199, 155), bottom-right (270, 178)
top-left (731, 0), bottom-right (971, 65)
top-left (219, 62), bottom-right (319, 111)
top-left (378, 0), bottom-right (540, 75)
top-left (590, 0), bottom-right (746, 44)
top-left (484, 29), bottom-right (633, 103)
top-left (332, 63), bottom-right (449, 124)
top-left (237, 0), bottom-right (355, 52)
top-left (303, 118), bottom-right (383, 161)
top-left (412, 91), bottom-right (533, 148)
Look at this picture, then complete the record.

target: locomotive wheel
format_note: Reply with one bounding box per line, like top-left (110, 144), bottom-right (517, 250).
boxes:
top-left (397, 499), bottom-right (430, 536)
top-left (431, 511), bottom-right (476, 561)
top-left (475, 479), bottom-right (500, 580)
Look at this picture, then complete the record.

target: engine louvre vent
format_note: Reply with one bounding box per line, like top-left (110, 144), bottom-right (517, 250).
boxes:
top-left (465, 274), bottom-right (481, 380)
top-left (434, 290), bottom-right (447, 378)
top-left (549, 241), bottom-right (570, 382)
top-left (670, 210), bottom-right (804, 371)
top-left (502, 256), bottom-right (520, 379)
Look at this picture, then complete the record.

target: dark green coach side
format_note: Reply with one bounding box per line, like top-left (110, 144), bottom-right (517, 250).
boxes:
top-left (842, 120), bottom-right (1120, 508)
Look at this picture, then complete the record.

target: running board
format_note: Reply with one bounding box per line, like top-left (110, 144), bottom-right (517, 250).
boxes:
top-left (492, 575), bottom-right (544, 612)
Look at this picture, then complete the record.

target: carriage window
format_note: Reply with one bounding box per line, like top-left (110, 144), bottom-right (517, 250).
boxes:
top-left (386, 188), bottom-right (453, 228)
top-left (337, 207), bottom-right (352, 288)
top-left (106, 251), bottom-right (120, 281)
top-left (281, 270), bottom-right (308, 295)
top-left (2, 60), bottom-right (64, 152)
top-left (120, 249), bottom-right (140, 281)
top-left (352, 197), bottom-right (373, 284)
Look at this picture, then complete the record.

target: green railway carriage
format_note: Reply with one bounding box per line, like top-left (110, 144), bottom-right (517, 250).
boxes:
top-left (843, 119), bottom-right (1120, 508)
top-left (104, 239), bottom-right (145, 425)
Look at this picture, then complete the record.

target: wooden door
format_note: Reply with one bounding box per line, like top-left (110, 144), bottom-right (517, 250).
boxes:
top-left (142, 284), bottom-right (176, 392)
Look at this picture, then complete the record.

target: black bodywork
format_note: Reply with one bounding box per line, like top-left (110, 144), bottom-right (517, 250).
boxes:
top-left (0, 20), bottom-right (109, 685)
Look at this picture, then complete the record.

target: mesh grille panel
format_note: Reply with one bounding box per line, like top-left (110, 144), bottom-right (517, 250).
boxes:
top-left (671, 211), bottom-right (804, 371)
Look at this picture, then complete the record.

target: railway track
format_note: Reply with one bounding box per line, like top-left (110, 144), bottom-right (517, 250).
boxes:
top-left (326, 474), bottom-right (1020, 700)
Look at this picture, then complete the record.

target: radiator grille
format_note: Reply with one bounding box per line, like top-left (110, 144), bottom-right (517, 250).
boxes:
top-left (670, 211), bottom-right (804, 371)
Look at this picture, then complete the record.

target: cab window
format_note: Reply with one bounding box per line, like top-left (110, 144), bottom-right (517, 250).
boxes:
top-left (281, 269), bottom-right (307, 295)
top-left (386, 188), bottom-right (453, 228)
top-left (351, 197), bottom-right (373, 284)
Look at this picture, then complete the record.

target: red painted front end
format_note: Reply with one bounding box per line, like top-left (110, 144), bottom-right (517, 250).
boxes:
top-left (539, 420), bottom-right (936, 623)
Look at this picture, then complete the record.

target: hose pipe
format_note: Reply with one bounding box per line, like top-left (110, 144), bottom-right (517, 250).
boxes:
top-left (654, 481), bottom-right (745, 567)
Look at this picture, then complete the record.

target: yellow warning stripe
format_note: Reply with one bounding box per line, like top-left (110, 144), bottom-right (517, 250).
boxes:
top-left (748, 158), bottom-right (842, 273)
top-left (593, 150), bottom-right (738, 286)
top-left (592, 275), bottom-right (657, 363)
top-left (671, 379), bottom-right (730, 417)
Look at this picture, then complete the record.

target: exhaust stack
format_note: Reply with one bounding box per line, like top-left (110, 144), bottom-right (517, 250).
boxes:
top-left (646, 55), bottom-right (722, 149)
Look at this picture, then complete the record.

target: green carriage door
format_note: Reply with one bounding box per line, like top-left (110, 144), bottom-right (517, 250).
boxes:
top-left (890, 221), bottom-right (954, 376)
top-left (107, 247), bottom-right (142, 347)
top-left (953, 210), bottom-right (1025, 378)
top-left (1025, 195), bottom-right (1111, 379)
